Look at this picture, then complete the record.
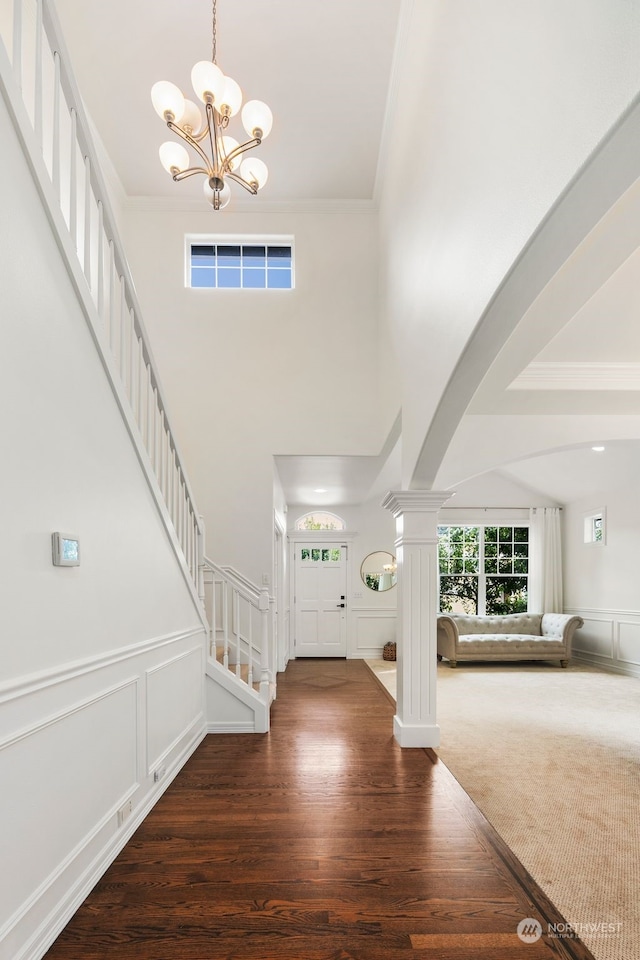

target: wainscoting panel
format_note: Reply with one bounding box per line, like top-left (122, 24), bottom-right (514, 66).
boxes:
top-left (0, 628), bottom-right (208, 960)
top-left (616, 618), bottom-right (640, 667)
top-left (571, 614), bottom-right (614, 660)
top-left (0, 680), bottom-right (138, 939)
top-left (351, 607), bottom-right (397, 658)
top-left (567, 607), bottom-right (640, 677)
top-left (146, 646), bottom-right (204, 773)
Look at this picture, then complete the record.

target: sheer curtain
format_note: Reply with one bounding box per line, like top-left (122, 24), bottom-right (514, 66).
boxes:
top-left (529, 507), bottom-right (563, 612)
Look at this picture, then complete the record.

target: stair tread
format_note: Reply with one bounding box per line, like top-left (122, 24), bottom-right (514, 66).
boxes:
top-left (214, 646), bottom-right (261, 692)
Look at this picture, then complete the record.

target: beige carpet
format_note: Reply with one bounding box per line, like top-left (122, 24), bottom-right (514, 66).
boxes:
top-left (367, 659), bottom-right (640, 960)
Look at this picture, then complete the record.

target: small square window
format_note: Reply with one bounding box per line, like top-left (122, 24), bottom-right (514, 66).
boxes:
top-left (218, 267), bottom-right (241, 288)
top-left (191, 267), bottom-right (215, 288)
top-left (243, 268), bottom-right (266, 289)
top-left (243, 245), bottom-right (266, 267)
top-left (583, 509), bottom-right (606, 545)
top-left (191, 245), bottom-right (215, 265)
top-left (268, 246), bottom-right (291, 267)
top-left (267, 269), bottom-right (291, 289)
top-left (218, 245), bottom-right (241, 267)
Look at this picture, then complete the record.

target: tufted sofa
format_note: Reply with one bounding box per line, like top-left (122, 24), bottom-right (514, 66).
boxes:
top-left (436, 612), bottom-right (584, 668)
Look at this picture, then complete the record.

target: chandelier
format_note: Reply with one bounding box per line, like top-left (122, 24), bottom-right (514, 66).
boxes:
top-left (151, 0), bottom-right (272, 210)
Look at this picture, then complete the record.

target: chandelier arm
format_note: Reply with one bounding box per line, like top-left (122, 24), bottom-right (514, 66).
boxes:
top-left (206, 102), bottom-right (222, 176)
top-left (167, 120), bottom-right (214, 175)
top-left (178, 122), bottom-right (214, 145)
top-left (172, 166), bottom-right (212, 182)
top-left (224, 137), bottom-right (261, 167)
top-left (192, 126), bottom-right (214, 144)
top-left (226, 171), bottom-right (258, 195)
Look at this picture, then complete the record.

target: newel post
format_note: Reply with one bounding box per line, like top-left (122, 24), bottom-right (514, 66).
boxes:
top-left (259, 587), bottom-right (270, 701)
top-left (382, 490), bottom-right (452, 748)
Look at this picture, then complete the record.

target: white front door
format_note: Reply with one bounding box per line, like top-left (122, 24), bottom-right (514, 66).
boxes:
top-left (294, 543), bottom-right (348, 657)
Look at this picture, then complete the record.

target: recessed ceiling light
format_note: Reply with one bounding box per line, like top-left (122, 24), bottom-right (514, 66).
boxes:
top-left (314, 488), bottom-right (327, 493)
top-left (592, 446), bottom-right (605, 452)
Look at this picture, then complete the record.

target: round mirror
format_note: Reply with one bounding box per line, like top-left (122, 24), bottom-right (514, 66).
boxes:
top-left (361, 551), bottom-right (397, 592)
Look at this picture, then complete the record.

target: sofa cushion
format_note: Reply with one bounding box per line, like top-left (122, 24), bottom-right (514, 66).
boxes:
top-left (457, 634), bottom-right (566, 655)
top-left (451, 613), bottom-right (543, 636)
top-left (541, 613), bottom-right (571, 639)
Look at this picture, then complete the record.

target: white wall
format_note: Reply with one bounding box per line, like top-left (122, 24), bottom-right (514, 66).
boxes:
top-left (123, 207), bottom-right (383, 584)
top-left (0, 94), bottom-right (206, 960)
top-left (442, 470), bottom-right (559, 511)
top-left (564, 484), bottom-right (640, 676)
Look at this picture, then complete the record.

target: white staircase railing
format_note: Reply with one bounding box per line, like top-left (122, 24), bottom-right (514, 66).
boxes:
top-left (0, 0), bottom-right (278, 722)
top-left (202, 557), bottom-right (274, 704)
top-left (0, 0), bottom-right (204, 603)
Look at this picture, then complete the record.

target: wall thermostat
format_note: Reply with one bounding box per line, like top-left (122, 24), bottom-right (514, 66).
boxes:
top-left (52, 532), bottom-right (80, 566)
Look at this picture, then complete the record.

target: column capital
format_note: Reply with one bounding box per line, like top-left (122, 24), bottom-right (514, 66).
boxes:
top-left (381, 489), bottom-right (452, 518)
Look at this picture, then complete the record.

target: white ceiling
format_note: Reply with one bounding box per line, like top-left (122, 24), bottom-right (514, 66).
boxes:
top-left (275, 418), bottom-right (402, 507)
top-left (535, 246), bottom-right (640, 364)
top-left (498, 441), bottom-right (640, 505)
top-left (275, 455), bottom-right (386, 507)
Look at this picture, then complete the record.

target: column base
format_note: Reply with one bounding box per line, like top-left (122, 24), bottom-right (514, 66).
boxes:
top-left (393, 715), bottom-right (440, 748)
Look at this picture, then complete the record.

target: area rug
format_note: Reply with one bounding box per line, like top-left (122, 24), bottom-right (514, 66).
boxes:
top-left (366, 659), bottom-right (640, 960)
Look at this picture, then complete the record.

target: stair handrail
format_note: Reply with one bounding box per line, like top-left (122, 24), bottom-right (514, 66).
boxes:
top-left (206, 560), bottom-right (262, 604)
top-left (0, 0), bottom-right (205, 603)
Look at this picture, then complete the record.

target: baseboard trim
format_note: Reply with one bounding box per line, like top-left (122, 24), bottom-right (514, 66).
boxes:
top-left (573, 651), bottom-right (640, 679)
top-left (393, 715), bottom-right (440, 748)
top-left (206, 721), bottom-right (258, 734)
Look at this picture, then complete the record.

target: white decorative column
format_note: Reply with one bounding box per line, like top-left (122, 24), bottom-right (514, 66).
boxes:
top-left (382, 490), bottom-right (452, 748)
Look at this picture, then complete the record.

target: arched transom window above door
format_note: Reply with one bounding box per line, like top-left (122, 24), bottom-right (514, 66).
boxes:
top-left (295, 511), bottom-right (346, 532)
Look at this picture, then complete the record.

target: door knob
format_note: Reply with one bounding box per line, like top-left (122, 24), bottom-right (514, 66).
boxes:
top-left (336, 602), bottom-right (345, 608)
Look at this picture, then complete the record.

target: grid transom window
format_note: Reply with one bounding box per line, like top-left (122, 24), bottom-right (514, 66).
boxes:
top-left (438, 525), bottom-right (529, 616)
top-left (190, 242), bottom-right (293, 289)
top-left (300, 548), bottom-right (342, 563)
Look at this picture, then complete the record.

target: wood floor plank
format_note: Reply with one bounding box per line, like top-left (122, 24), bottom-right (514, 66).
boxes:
top-left (43, 659), bottom-right (595, 960)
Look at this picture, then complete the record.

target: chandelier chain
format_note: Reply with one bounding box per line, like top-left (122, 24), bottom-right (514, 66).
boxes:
top-left (212, 0), bottom-right (217, 63)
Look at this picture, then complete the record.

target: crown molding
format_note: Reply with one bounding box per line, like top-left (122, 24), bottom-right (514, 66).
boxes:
top-left (124, 196), bottom-right (379, 216)
top-left (509, 362), bottom-right (640, 391)
top-left (382, 490), bottom-right (454, 517)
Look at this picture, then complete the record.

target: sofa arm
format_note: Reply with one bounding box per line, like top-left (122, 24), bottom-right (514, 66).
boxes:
top-left (541, 613), bottom-right (584, 646)
top-left (437, 615), bottom-right (459, 661)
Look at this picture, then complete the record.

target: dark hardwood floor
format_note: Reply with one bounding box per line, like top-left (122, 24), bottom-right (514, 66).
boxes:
top-left (43, 659), bottom-right (594, 960)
